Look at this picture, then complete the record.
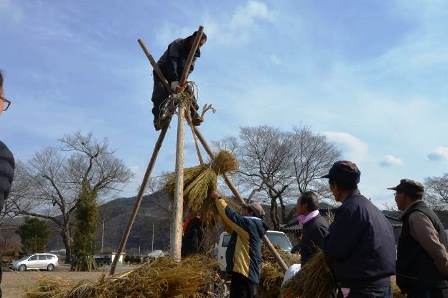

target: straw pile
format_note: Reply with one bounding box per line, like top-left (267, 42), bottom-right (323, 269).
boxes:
top-left (281, 250), bottom-right (335, 298)
top-left (258, 244), bottom-right (300, 298)
top-left (164, 150), bottom-right (239, 223)
top-left (26, 256), bottom-right (224, 298)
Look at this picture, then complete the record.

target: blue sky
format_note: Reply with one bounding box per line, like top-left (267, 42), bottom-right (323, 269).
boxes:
top-left (1, 0), bottom-right (447, 207)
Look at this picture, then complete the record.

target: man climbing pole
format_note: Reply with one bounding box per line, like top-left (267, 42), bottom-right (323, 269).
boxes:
top-left (151, 30), bottom-right (207, 131)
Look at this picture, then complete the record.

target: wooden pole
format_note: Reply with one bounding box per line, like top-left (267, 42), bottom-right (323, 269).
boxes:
top-left (190, 125), bottom-right (289, 272)
top-left (109, 126), bottom-right (169, 276)
top-left (169, 25), bottom-right (205, 261)
top-left (179, 26), bottom-right (204, 87)
top-left (170, 103), bottom-right (185, 261)
top-left (137, 38), bottom-right (171, 92)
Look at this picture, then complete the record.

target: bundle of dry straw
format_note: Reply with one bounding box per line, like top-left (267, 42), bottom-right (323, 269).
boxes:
top-left (26, 256), bottom-right (222, 298)
top-left (281, 250), bottom-right (335, 298)
top-left (258, 244), bottom-right (300, 298)
top-left (164, 150), bottom-right (239, 223)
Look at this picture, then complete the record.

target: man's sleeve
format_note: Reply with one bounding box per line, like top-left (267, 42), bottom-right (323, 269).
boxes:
top-left (408, 212), bottom-right (448, 278)
top-left (324, 207), bottom-right (365, 260)
top-left (163, 42), bottom-right (182, 82)
top-left (215, 198), bottom-right (249, 238)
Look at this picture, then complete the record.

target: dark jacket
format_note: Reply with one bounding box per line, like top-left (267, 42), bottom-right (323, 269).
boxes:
top-left (156, 38), bottom-right (200, 84)
top-left (324, 190), bottom-right (396, 287)
top-left (215, 198), bottom-right (268, 284)
top-left (299, 214), bottom-right (329, 266)
top-left (397, 200), bottom-right (448, 290)
top-left (0, 140), bottom-right (15, 210)
top-left (182, 217), bottom-right (204, 257)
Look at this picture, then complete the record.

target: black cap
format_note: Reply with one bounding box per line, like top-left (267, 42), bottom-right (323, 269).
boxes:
top-left (321, 160), bottom-right (361, 184)
top-left (388, 179), bottom-right (424, 195)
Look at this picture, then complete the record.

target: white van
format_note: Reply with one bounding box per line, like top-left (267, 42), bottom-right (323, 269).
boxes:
top-left (215, 230), bottom-right (292, 271)
top-left (10, 253), bottom-right (59, 271)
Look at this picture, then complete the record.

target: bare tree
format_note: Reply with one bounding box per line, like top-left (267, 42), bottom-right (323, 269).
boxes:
top-left (424, 174), bottom-right (448, 211)
top-left (9, 132), bottom-right (133, 262)
top-left (235, 126), bottom-right (295, 230)
top-left (290, 127), bottom-right (341, 198)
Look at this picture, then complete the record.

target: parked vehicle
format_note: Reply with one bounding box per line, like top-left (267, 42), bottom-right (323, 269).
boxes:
top-left (215, 230), bottom-right (292, 271)
top-left (94, 255), bottom-right (112, 266)
top-left (10, 253), bottom-right (58, 271)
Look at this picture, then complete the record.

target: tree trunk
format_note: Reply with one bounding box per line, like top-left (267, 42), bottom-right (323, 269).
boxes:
top-left (61, 229), bottom-right (72, 264)
top-left (270, 198), bottom-right (279, 230)
top-left (278, 195), bottom-right (286, 224)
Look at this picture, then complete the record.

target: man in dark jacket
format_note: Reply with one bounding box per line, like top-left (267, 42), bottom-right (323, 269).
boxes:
top-left (210, 191), bottom-right (268, 298)
top-left (0, 71), bottom-right (15, 298)
top-left (151, 30), bottom-right (207, 130)
top-left (322, 161), bottom-right (396, 298)
top-left (296, 191), bottom-right (329, 266)
top-left (389, 179), bottom-right (448, 298)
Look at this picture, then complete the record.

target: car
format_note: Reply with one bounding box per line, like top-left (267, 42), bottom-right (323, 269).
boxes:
top-left (94, 255), bottom-right (112, 266)
top-left (10, 253), bottom-right (58, 271)
top-left (215, 230), bottom-right (293, 271)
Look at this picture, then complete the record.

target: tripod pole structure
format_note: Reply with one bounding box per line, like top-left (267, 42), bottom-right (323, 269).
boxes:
top-left (109, 126), bottom-right (169, 276)
top-left (190, 125), bottom-right (289, 272)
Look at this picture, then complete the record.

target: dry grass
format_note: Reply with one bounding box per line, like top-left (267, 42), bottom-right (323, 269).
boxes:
top-left (164, 150), bottom-right (238, 223)
top-left (258, 245), bottom-right (300, 298)
top-left (25, 256), bottom-right (222, 298)
top-left (281, 250), bottom-right (335, 298)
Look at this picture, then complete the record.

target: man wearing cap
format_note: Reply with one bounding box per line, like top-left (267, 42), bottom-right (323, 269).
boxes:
top-left (390, 179), bottom-right (448, 298)
top-left (322, 161), bottom-right (396, 298)
top-left (210, 191), bottom-right (268, 298)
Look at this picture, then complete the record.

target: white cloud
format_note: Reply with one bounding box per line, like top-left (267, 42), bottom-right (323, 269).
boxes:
top-left (428, 146), bottom-right (448, 161)
top-left (158, 1), bottom-right (274, 47)
top-left (230, 1), bottom-right (274, 28)
top-left (379, 155), bottom-right (403, 167)
top-left (323, 132), bottom-right (368, 162)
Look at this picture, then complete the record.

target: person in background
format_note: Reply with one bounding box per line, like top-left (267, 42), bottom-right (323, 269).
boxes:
top-left (322, 161), bottom-right (396, 298)
top-left (210, 191), bottom-right (267, 298)
top-left (390, 179), bottom-right (448, 298)
top-left (0, 71), bottom-right (15, 298)
top-left (182, 212), bottom-right (205, 257)
top-left (295, 191), bottom-right (329, 266)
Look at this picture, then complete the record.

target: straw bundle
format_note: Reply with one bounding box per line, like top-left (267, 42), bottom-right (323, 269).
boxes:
top-left (26, 256), bottom-right (223, 298)
top-left (258, 244), bottom-right (300, 298)
top-left (281, 250), bottom-right (335, 298)
top-left (164, 150), bottom-right (239, 223)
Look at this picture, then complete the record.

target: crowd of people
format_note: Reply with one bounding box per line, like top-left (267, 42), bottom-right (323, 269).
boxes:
top-left (213, 160), bottom-right (448, 298)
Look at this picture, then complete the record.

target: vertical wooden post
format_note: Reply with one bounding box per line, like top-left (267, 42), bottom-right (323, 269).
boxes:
top-left (169, 25), bottom-right (204, 261)
top-left (170, 103), bottom-right (185, 261)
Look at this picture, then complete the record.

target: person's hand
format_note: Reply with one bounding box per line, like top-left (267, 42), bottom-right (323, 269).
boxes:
top-left (209, 191), bottom-right (220, 200)
top-left (175, 85), bottom-right (184, 93)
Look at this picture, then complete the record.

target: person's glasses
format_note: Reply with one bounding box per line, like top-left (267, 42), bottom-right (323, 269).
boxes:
top-left (1, 97), bottom-right (11, 111)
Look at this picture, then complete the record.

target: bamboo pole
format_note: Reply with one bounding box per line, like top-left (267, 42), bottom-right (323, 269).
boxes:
top-left (169, 26), bottom-right (205, 261)
top-left (109, 126), bottom-right (169, 276)
top-left (190, 125), bottom-right (289, 272)
top-left (137, 38), bottom-right (171, 92)
top-left (179, 26), bottom-right (204, 87)
top-left (170, 103), bottom-right (185, 261)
